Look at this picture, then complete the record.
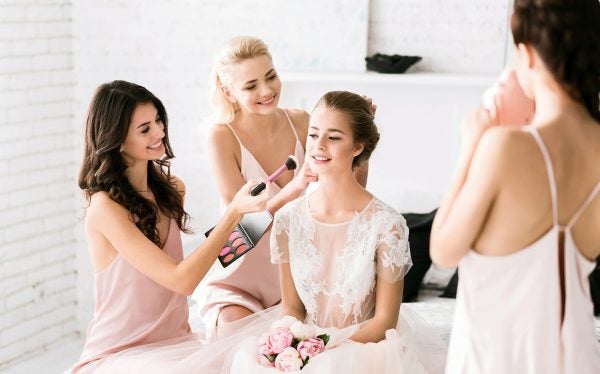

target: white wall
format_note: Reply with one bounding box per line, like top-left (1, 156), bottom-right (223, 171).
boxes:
top-left (279, 73), bottom-right (494, 213)
top-left (0, 0), bottom-right (78, 368)
top-left (369, 0), bottom-right (512, 73)
top-left (0, 0), bottom-right (511, 368)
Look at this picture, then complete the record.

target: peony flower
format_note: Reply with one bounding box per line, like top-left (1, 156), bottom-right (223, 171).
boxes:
top-left (257, 352), bottom-right (275, 368)
top-left (289, 321), bottom-right (316, 341)
top-left (261, 327), bottom-right (294, 355)
top-left (274, 347), bottom-right (303, 372)
top-left (270, 315), bottom-right (299, 330)
top-left (296, 337), bottom-right (326, 361)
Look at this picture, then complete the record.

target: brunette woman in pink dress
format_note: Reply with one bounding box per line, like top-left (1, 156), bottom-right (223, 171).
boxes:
top-left (72, 80), bottom-right (271, 373)
top-left (431, 1), bottom-right (600, 373)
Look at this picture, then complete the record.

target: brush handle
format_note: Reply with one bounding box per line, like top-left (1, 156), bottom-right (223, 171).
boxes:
top-left (250, 181), bottom-right (267, 196)
top-left (265, 164), bottom-right (288, 183)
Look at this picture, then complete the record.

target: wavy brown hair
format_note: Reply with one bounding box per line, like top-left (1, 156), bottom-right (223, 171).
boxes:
top-left (313, 91), bottom-right (380, 168)
top-left (78, 80), bottom-right (191, 246)
top-left (511, 0), bottom-right (600, 122)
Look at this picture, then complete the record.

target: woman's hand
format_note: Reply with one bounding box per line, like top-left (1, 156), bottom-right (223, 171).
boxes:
top-left (229, 180), bottom-right (272, 215)
top-left (288, 157), bottom-right (319, 194)
top-left (459, 107), bottom-right (498, 154)
top-left (362, 95), bottom-right (377, 116)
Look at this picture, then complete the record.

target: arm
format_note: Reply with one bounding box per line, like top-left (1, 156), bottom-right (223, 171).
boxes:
top-left (349, 277), bottom-right (403, 343)
top-left (349, 213), bottom-right (409, 343)
top-left (279, 262), bottom-right (306, 321)
top-left (88, 180), bottom-right (270, 296)
top-left (430, 109), bottom-right (506, 267)
top-left (266, 160), bottom-right (318, 216)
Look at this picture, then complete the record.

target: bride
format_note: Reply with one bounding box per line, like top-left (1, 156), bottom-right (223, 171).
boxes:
top-left (178, 91), bottom-right (446, 373)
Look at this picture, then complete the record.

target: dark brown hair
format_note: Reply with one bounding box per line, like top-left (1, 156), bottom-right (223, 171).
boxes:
top-left (511, 0), bottom-right (600, 122)
top-left (314, 91), bottom-right (380, 168)
top-left (78, 80), bottom-right (191, 246)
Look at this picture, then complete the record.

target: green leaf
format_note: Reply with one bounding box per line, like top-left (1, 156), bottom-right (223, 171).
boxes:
top-left (317, 334), bottom-right (330, 346)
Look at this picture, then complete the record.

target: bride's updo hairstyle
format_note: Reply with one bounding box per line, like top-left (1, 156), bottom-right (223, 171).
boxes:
top-left (511, 0), bottom-right (600, 122)
top-left (313, 91), bottom-right (380, 169)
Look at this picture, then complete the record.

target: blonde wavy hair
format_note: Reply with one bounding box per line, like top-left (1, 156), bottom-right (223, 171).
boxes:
top-left (209, 36), bottom-right (272, 124)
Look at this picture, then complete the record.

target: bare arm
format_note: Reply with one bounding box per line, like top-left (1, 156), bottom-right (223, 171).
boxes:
top-left (349, 277), bottom-right (403, 343)
top-left (266, 160), bottom-right (318, 216)
top-left (430, 109), bottom-right (506, 267)
top-left (279, 262), bottom-right (306, 321)
top-left (88, 180), bottom-right (270, 296)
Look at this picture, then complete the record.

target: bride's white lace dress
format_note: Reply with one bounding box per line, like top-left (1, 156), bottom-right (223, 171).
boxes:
top-left (192, 195), bottom-right (447, 373)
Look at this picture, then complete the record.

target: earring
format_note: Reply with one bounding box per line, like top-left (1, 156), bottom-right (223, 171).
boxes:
top-left (120, 145), bottom-right (124, 152)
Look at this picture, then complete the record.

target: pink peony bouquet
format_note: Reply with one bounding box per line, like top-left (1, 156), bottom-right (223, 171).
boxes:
top-left (257, 317), bottom-right (330, 371)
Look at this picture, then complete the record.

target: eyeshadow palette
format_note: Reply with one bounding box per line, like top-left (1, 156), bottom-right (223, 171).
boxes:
top-left (205, 210), bottom-right (273, 268)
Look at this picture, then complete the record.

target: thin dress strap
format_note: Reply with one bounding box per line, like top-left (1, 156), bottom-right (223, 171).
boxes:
top-left (282, 109), bottom-right (300, 142)
top-left (566, 182), bottom-right (600, 229)
top-left (527, 127), bottom-right (559, 226)
top-left (225, 123), bottom-right (243, 147)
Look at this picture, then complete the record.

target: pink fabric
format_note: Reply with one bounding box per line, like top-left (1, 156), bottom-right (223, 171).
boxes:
top-left (72, 219), bottom-right (193, 373)
top-left (194, 109), bottom-right (305, 336)
top-left (446, 127), bottom-right (600, 374)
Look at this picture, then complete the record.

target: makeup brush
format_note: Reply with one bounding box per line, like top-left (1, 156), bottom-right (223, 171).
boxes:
top-left (250, 155), bottom-right (298, 196)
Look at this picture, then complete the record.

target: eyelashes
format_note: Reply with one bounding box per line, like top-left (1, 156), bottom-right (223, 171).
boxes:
top-left (219, 229), bottom-right (249, 263)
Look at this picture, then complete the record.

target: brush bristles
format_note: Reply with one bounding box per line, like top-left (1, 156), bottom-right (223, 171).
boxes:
top-left (285, 155), bottom-right (298, 171)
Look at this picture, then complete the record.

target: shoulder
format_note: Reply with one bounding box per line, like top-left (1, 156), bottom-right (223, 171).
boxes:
top-left (168, 175), bottom-right (185, 194)
top-left (207, 123), bottom-right (239, 150)
top-left (87, 191), bottom-right (129, 226)
top-left (283, 108), bottom-right (309, 133)
top-left (275, 194), bottom-right (307, 220)
top-left (368, 198), bottom-right (409, 241)
top-left (371, 197), bottom-right (402, 218)
top-left (474, 126), bottom-right (537, 172)
top-left (284, 108), bottom-right (309, 125)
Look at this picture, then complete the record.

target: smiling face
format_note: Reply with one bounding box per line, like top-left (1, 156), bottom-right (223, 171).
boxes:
top-left (222, 55), bottom-right (281, 116)
top-left (306, 105), bottom-right (364, 176)
top-left (120, 102), bottom-right (165, 165)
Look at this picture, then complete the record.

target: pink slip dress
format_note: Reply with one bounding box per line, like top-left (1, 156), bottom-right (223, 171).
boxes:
top-left (445, 127), bottom-right (600, 374)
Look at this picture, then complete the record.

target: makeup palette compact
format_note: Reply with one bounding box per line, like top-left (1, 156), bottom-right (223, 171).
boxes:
top-left (205, 210), bottom-right (273, 268)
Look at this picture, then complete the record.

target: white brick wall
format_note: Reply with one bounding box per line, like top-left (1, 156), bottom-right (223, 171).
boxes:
top-left (0, 0), bottom-right (511, 368)
top-left (369, 0), bottom-right (512, 73)
top-left (0, 0), bottom-right (77, 369)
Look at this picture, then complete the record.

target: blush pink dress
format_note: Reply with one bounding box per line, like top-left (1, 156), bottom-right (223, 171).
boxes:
top-left (445, 127), bottom-right (600, 374)
top-left (72, 219), bottom-right (199, 373)
top-left (193, 109), bottom-right (305, 339)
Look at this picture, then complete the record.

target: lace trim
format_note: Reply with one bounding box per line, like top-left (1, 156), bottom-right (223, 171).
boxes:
top-left (271, 197), bottom-right (411, 324)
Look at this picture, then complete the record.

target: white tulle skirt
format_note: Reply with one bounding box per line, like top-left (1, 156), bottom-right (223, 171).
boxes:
top-left (80, 305), bottom-right (446, 374)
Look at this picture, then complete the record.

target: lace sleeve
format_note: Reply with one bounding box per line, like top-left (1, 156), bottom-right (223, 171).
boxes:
top-left (376, 212), bottom-right (412, 283)
top-left (270, 207), bottom-right (291, 264)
